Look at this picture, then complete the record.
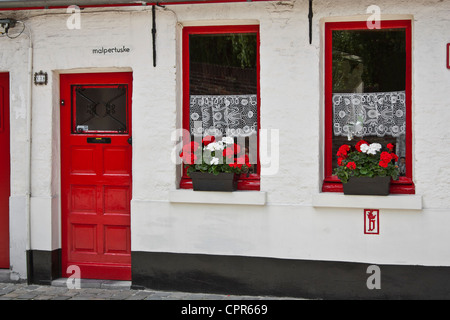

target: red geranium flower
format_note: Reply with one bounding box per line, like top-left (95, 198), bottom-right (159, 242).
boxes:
top-left (223, 144), bottom-right (241, 159)
top-left (355, 140), bottom-right (369, 152)
top-left (337, 145), bottom-right (351, 158)
top-left (229, 154), bottom-right (251, 169)
top-left (346, 162), bottom-right (356, 170)
top-left (380, 151), bottom-right (392, 162)
top-left (378, 160), bottom-right (389, 168)
top-left (237, 154), bottom-right (251, 167)
top-left (182, 141), bottom-right (199, 154)
top-left (387, 143), bottom-right (394, 151)
top-left (202, 135), bottom-right (215, 146)
top-left (391, 153), bottom-right (398, 162)
top-left (180, 151), bottom-right (197, 164)
top-left (223, 147), bottom-right (235, 159)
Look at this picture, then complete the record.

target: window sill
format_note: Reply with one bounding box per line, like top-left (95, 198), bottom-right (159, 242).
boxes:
top-left (312, 193), bottom-right (422, 210)
top-left (169, 189), bottom-right (266, 206)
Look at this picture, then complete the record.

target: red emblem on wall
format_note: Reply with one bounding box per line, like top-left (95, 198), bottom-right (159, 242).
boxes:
top-left (364, 209), bottom-right (379, 235)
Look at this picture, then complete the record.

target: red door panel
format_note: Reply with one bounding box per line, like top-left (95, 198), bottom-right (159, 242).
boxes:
top-left (0, 73), bottom-right (10, 269)
top-left (60, 72), bottom-right (132, 280)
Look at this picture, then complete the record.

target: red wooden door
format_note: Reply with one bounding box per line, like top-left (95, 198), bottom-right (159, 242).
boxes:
top-left (0, 73), bottom-right (10, 269)
top-left (60, 72), bottom-right (132, 280)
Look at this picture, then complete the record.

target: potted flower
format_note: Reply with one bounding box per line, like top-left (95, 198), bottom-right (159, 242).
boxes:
top-left (179, 136), bottom-right (251, 191)
top-left (333, 140), bottom-right (400, 195)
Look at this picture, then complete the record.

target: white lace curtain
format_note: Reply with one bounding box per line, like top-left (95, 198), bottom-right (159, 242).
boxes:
top-left (189, 94), bottom-right (258, 137)
top-left (333, 91), bottom-right (406, 138)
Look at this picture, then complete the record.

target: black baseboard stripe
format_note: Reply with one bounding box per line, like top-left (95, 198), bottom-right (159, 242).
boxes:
top-left (26, 249), bottom-right (61, 285)
top-left (26, 249), bottom-right (450, 299)
top-left (131, 251), bottom-right (450, 299)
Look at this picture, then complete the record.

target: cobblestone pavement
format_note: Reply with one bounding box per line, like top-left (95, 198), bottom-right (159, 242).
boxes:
top-left (0, 279), bottom-right (300, 300)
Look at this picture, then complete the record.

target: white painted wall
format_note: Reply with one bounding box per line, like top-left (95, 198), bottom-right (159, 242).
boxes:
top-left (0, 0), bottom-right (449, 280)
top-left (0, 33), bottom-right (31, 279)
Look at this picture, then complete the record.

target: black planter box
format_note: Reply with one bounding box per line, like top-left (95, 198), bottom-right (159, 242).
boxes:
top-left (190, 172), bottom-right (238, 192)
top-left (343, 176), bottom-right (391, 195)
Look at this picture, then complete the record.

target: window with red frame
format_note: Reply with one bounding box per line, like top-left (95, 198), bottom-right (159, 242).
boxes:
top-left (323, 20), bottom-right (414, 194)
top-left (180, 25), bottom-right (260, 190)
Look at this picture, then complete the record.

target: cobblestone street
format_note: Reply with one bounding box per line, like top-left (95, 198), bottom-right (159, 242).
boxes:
top-left (0, 280), bottom-right (298, 300)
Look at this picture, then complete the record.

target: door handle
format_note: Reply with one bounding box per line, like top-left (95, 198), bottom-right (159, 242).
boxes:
top-left (128, 137), bottom-right (132, 145)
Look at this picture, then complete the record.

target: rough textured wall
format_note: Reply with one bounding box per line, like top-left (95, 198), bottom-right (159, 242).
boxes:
top-left (1, 0), bottom-right (450, 279)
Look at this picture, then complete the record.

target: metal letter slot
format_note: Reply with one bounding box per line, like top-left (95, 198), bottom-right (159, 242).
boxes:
top-left (87, 137), bottom-right (111, 144)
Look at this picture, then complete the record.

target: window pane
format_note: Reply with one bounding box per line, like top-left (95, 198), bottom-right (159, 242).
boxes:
top-left (332, 29), bottom-right (406, 93)
top-left (188, 32), bottom-right (258, 175)
top-left (188, 33), bottom-right (258, 140)
top-left (331, 29), bottom-right (407, 174)
top-left (189, 33), bottom-right (257, 95)
top-left (73, 85), bottom-right (128, 133)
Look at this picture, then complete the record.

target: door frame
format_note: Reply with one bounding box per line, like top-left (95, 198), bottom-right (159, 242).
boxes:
top-left (60, 72), bottom-right (133, 280)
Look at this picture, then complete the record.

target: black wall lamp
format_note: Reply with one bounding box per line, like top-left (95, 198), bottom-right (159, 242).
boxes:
top-left (0, 18), bottom-right (16, 34)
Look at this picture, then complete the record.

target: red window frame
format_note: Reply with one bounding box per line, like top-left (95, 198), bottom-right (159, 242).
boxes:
top-left (323, 20), bottom-right (414, 194)
top-left (180, 25), bottom-right (261, 191)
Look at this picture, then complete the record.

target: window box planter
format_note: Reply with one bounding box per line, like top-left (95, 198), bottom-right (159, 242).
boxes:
top-left (343, 176), bottom-right (391, 196)
top-left (190, 172), bottom-right (238, 192)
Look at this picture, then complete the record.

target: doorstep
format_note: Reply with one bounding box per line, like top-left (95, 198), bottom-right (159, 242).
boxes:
top-left (51, 278), bottom-right (132, 290)
top-left (0, 269), bottom-right (10, 282)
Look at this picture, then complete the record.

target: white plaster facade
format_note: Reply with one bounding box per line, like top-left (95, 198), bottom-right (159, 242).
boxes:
top-left (0, 0), bottom-right (449, 284)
